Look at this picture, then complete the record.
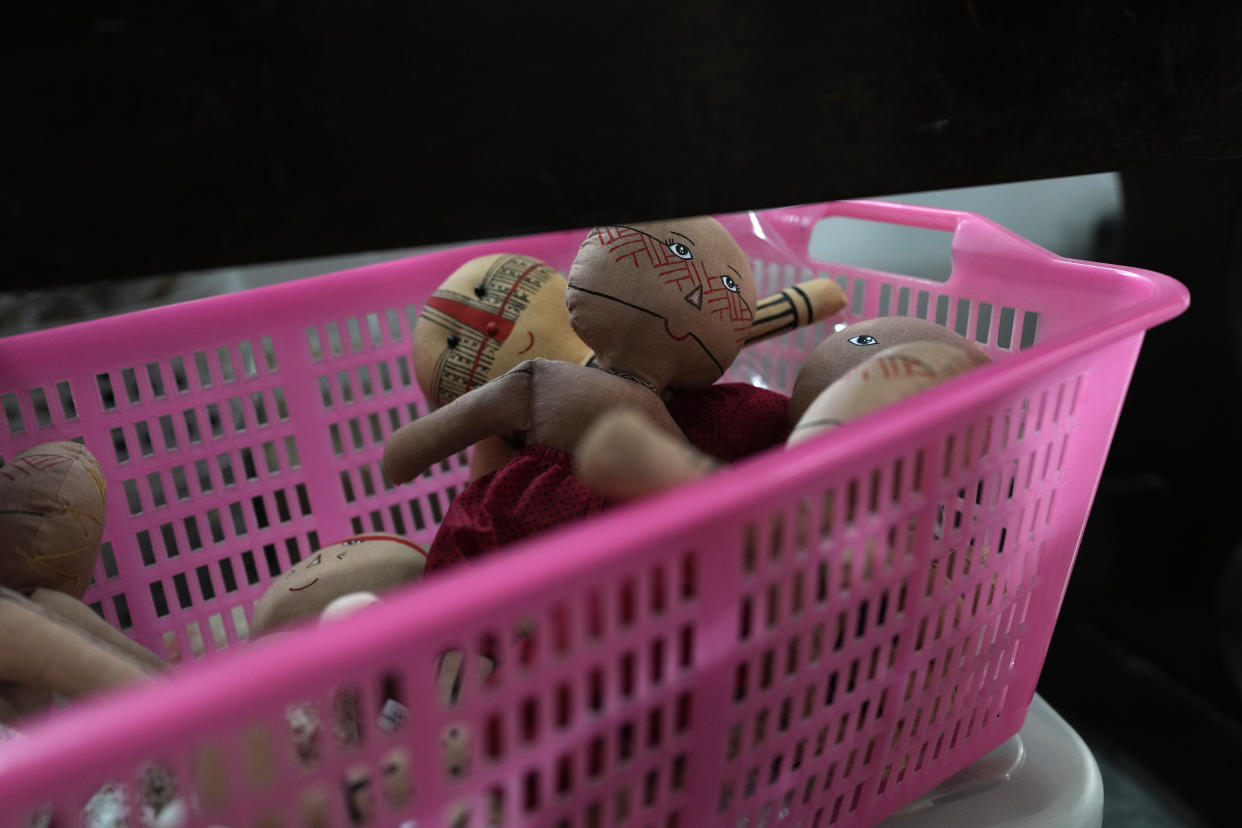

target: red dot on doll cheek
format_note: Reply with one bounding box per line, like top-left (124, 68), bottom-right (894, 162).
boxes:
top-left (485, 322), bottom-right (500, 337)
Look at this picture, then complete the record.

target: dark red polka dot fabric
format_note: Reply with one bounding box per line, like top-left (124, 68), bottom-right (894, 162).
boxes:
top-left (426, 383), bottom-right (790, 572)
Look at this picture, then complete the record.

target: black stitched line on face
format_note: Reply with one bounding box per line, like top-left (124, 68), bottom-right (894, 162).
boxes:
top-left (567, 287), bottom-right (725, 374)
top-left (567, 285), bottom-right (662, 319)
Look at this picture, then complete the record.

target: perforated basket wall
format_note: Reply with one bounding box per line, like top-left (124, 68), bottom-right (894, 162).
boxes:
top-left (0, 201), bottom-right (1187, 827)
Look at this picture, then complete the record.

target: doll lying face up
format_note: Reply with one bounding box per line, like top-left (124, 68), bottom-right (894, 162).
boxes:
top-left (384, 217), bottom-right (794, 568)
top-left (576, 316), bottom-right (993, 499)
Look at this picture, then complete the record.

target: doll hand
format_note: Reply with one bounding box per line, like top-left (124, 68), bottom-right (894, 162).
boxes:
top-left (575, 407), bottom-right (721, 500)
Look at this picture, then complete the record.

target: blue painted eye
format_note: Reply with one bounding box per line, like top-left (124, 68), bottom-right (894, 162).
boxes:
top-left (342, 539), bottom-right (364, 546)
top-left (721, 275), bottom-right (741, 293)
top-left (848, 335), bottom-right (878, 346)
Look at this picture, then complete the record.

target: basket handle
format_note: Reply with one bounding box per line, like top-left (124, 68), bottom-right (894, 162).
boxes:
top-left (763, 199), bottom-right (1062, 274)
top-left (804, 200), bottom-right (965, 232)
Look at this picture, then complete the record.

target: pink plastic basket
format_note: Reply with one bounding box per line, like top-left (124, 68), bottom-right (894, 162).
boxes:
top-left (0, 200), bottom-right (1187, 827)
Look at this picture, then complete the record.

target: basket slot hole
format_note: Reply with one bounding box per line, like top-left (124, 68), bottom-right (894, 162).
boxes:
top-left (147, 471), bottom-right (166, 508)
top-left (358, 366), bottom-right (373, 399)
top-left (51, 380), bottom-right (78, 422)
top-left (251, 392), bottom-right (269, 427)
top-left (851, 280), bottom-right (866, 316)
top-left (253, 496), bottom-right (270, 530)
top-left (215, 453), bottom-right (235, 487)
top-left (261, 543), bottom-right (281, 578)
top-left (164, 413), bottom-right (188, 451)
top-left (377, 361), bottom-right (394, 394)
top-left (338, 371), bottom-right (354, 405)
top-left (283, 436), bottom-right (301, 470)
top-left (172, 572), bottom-right (193, 610)
top-left (343, 317), bottom-right (363, 352)
top-left (618, 651), bottom-right (636, 699)
top-left (28, 387), bottom-right (52, 427)
top-left (132, 421), bottom-right (154, 458)
top-left (359, 465), bottom-right (376, 499)
top-left (431, 490), bottom-right (449, 523)
top-left (239, 550), bottom-right (260, 586)
top-left (386, 308), bottom-right (402, 340)
top-left (326, 322), bottom-right (343, 357)
top-left (229, 501), bottom-right (247, 536)
top-left (407, 499), bottom-right (426, 531)
top-left (340, 470), bottom-right (356, 503)
top-left (183, 515), bottom-right (203, 552)
top-left (237, 341), bottom-right (258, 378)
top-left (261, 337), bottom-right (278, 373)
top-left (95, 373), bottom-right (117, 411)
top-left (216, 347), bottom-right (236, 384)
top-left (975, 302), bottom-right (994, 344)
top-left (306, 327), bottom-right (323, 361)
top-left (165, 357), bottom-right (187, 394)
top-left (349, 418), bottom-right (365, 450)
top-left (396, 356), bottom-right (413, 388)
top-left (110, 427), bottom-right (129, 464)
top-left (283, 536), bottom-right (301, 565)
top-left (122, 478), bottom-right (142, 515)
top-left (318, 375), bottom-right (333, 408)
top-left (240, 447), bottom-right (258, 481)
top-left (1019, 311), bottom-right (1040, 349)
top-left (192, 351), bottom-right (212, 389)
top-left (387, 504), bottom-right (406, 534)
top-left (160, 522), bottom-right (179, 558)
top-left (364, 312), bottom-right (383, 347)
top-left (588, 666), bottom-right (605, 712)
top-left (262, 441), bottom-right (279, 475)
top-left (202, 403), bottom-right (222, 439)
top-left (149, 581), bottom-right (170, 618)
top-left (228, 398), bottom-right (247, 433)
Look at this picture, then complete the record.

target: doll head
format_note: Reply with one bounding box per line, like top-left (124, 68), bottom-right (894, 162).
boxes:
top-left (566, 216), bottom-right (755, 390)
top-left (250, 534), bottom-right (426, 636)
top-left (789, 317), bottom-right (991, 425)
top-left (0, 441), bottom-right (106, 599)
top-left (412, 254), bottom-right (592, 407)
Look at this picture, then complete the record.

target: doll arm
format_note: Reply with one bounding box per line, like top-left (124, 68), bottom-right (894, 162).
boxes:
top-left (30, 588), bottom-right (165, 672)
top-left (0, 586), bottom-right (155, 701)
top-left (384, 364), bottom-right (533, 484)
top-left (575, 407), bottom-right (721, 500)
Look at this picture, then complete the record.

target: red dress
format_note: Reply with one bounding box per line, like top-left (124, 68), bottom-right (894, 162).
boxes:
top-left (426, 382), bottom-right (790, 571)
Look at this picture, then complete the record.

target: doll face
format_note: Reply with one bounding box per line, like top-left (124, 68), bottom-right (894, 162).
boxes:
top-left (788, 317), bottom-right (991, 426)
top-left (413, 255), bottom-right (592, 406)
top-left (250, 534), bottom-right (427, 636)
top-left (566, 216), bottom-right (755, 389)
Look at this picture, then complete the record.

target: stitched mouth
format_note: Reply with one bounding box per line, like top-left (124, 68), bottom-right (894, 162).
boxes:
top-left (567, 285), bottom-right (724, 373)
top-left (289, 578), bottom-right (319, 592)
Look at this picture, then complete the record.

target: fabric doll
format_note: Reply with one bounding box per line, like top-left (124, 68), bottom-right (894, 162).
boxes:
top-left (249, 533), bottom-right (427, 636)
top-left (385, 217), bottom-right (793, 570)
top-left (412, 252), bottom-right (847, 480)
top-left (0, 442), bottom-right (163, 725)
top-left (575, 317), bottom-right (992, 499)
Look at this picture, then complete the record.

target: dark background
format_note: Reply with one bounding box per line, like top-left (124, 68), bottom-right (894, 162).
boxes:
top-left (7, 2), bottom-right (1242, 823)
